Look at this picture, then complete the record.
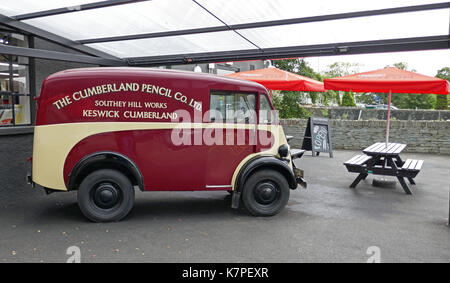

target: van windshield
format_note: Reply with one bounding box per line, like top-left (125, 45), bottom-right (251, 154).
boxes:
top-left (259, 94), bottom-right (276, 124)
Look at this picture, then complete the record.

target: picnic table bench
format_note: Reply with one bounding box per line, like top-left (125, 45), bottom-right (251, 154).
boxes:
top-left (344, 142), bottom-right (423, 194)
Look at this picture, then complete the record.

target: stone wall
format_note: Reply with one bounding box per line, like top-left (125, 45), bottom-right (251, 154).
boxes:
top-left (281, 119), bottom-right (450, 154)
top-left (304, 106), bottom-right (450, 121)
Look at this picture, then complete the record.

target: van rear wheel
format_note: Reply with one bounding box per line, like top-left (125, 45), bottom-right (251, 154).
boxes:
top-left (241, 169), bottom-right (290, 216)
top-left (77, 169), bottom-right (134, 222)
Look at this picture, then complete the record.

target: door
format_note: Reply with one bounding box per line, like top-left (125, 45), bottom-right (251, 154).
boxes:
top-left (204, 91), bottom-right (257, 189)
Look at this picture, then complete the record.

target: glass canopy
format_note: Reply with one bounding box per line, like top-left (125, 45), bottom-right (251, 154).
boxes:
top-left (0, 0), bottom-right (448, 60)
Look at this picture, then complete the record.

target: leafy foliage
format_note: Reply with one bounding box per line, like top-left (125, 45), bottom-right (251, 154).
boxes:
top-left (272, 91), bottom-right (311, 119)
top-left (355, 92), bottom-right (378, 104)
top-left (379, 92), bottom-right (436, 109)
top-left (322, 62), bottom-right (361, 107)
top-left (376, 62), bottom-right (436, 110)
top-left (271, 59), bottom-right (448, 112)
top-left (341, 90), bottom-right (357, 107)
top-left (435, 67), bottom-right (449, 110)
top-left (273, 59), bottom-right (324, 107)
top-left (323, 62), bottom-right (360, 78)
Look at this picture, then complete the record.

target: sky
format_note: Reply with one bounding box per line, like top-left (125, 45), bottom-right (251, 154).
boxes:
top-left (303, 49), bottom-right (450, 77)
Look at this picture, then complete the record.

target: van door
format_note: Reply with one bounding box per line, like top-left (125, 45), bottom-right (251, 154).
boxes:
top-left (205, 91), bottom-right (256, 189)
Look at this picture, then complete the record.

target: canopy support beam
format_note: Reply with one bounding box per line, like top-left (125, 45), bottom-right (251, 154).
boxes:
top-left (192, 0), bottom-right (263, 52)
top-left (0, 44), bottom-right (126, 66)
top-left (13, 0), bottom-right (150, 21)
top-left (77, 2), bottom-right (450, 44)
top-left (126, 35), bottom-right (450, 66)
top-left (0, 13), bottom-right (121, 60)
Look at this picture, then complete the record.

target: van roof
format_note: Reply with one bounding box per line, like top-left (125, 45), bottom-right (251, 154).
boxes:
top-left (46, 67), bottom-right (268, 92)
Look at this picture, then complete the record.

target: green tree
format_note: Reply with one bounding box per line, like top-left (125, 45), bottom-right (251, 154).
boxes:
top-left (272, 91), bottom-right (311, 119)
top-left (391, 62), bottom-right (413, 71)
top-left (322, 62), bottom-right (361, 107)
top-left (324, 62), bottom-right (360, 78)
top-left (383, 93), bottom-right (435, 109)
top-left (327, 90), bottom-right (341, 106)
top-left (273, 59), bottom-right (324, 106)
top-left (355, 92), bottom-right (377, 104)
top-left (435, 67), bottom-right (449, 110)
top-left (274, 58), bottom-right (320, 80)
top-left (341, 90), bottom-right (357, 107)
top-left (378, 62), bottom-right (436, 109)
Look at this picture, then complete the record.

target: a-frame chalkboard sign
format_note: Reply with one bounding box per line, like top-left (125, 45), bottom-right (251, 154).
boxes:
top-left (301, 117), bottom-right (333, 158)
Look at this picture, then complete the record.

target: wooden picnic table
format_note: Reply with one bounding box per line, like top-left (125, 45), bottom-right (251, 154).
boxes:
top-left (344, 142), bottom-right (423, 194)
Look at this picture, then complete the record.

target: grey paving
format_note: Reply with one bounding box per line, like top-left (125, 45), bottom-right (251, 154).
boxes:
top-left (0, 134), bottom-right (449, 262)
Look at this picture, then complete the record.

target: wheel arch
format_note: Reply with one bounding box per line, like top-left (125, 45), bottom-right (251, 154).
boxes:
top-left (235, 156), bottom-right (297, 193)
top-left (67, 151), bottom-right (144, 191)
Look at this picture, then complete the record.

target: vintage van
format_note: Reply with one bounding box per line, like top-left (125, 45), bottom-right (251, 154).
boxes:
top-left (28, 68), bottom-right (306, 222)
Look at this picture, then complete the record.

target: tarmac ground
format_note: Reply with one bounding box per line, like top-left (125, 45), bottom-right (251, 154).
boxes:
top-left (0, 134), bottom-right (449, 262)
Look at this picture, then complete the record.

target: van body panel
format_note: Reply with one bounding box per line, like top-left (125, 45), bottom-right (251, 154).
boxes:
top-left (36, 67), bottom-right (266, 126)
top-left (32, 68), bottom-right (293, 193)
top-left (64, 127), bottom-right (273, 191)
top-left (33, 122), bottom-right (200, 190)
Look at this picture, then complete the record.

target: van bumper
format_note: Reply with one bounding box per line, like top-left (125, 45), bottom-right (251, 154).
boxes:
top-left (294, 167), bottom-right (307, 189)
top-left (27, 172), bottom-right (60, 194)
top-left (291, 150), bottom-right (307, 189)
top-left (26, 172), bottom-right (34, 187)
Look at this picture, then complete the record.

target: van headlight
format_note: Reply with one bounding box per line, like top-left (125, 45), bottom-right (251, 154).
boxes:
top-left (278, 144), bottom-right (290, 158)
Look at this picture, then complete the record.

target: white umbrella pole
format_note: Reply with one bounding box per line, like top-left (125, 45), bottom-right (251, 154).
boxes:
top-left (385, 90), bottom-right (392, 147)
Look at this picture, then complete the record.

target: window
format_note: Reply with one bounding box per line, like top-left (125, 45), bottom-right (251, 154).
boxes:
top-left (0, 31), bottom-right (31, 126)
top-left (210, 91), bottom-right (256, 123)
top-left (259, 94), bottom-right (276, 124)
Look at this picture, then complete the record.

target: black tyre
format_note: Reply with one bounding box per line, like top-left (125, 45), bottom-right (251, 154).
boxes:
top-left (241, 169), bottom-right (290, 216)
top-left (77, 169), bottom-right (135, 222)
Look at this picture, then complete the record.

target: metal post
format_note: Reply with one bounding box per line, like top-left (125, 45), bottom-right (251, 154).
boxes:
top-left (28, 35), bottom-right (36, 126)
top-left (8, 36), bottom-right (15, 125)
top-left (385, 90), bottom-right (392, 147)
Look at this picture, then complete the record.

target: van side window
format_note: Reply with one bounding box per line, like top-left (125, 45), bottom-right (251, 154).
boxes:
top-left (259, 94), bottom-right (276, 124)
top-left (210, 92), bottom-right (256, 124)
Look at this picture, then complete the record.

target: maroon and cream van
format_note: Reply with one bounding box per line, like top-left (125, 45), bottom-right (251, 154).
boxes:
top-left (28, 67), bottom-right (306, 222)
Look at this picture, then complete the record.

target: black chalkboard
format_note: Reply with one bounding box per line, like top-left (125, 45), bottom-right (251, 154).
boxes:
top-left (301, 117), bottom-right (333, 158)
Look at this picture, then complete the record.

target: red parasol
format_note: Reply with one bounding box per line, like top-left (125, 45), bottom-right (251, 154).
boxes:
top-left (225, 66), bottom-right (326, 93)
top-left (324, 67), bottom-right (449, 94)
top-left (324, 67), bottom-right (450, 145)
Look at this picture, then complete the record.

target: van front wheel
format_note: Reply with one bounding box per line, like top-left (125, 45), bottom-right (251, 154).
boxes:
top-left (241, 169), bottom-right (290, 216)
top-left (77, 169), bottom-right (135, 222)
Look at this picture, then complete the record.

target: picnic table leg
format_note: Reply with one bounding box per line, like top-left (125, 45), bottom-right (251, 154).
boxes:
top-left (407, 177), bottom-right (416, 185)
top-left (397, 177), bottom-right (413, 195)
top-left (350, 173), bottom-right (368, 188)
top-left (396, 156), bottom-right (404, 166)
top-left (390, 156), bottom-right (415, 185)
